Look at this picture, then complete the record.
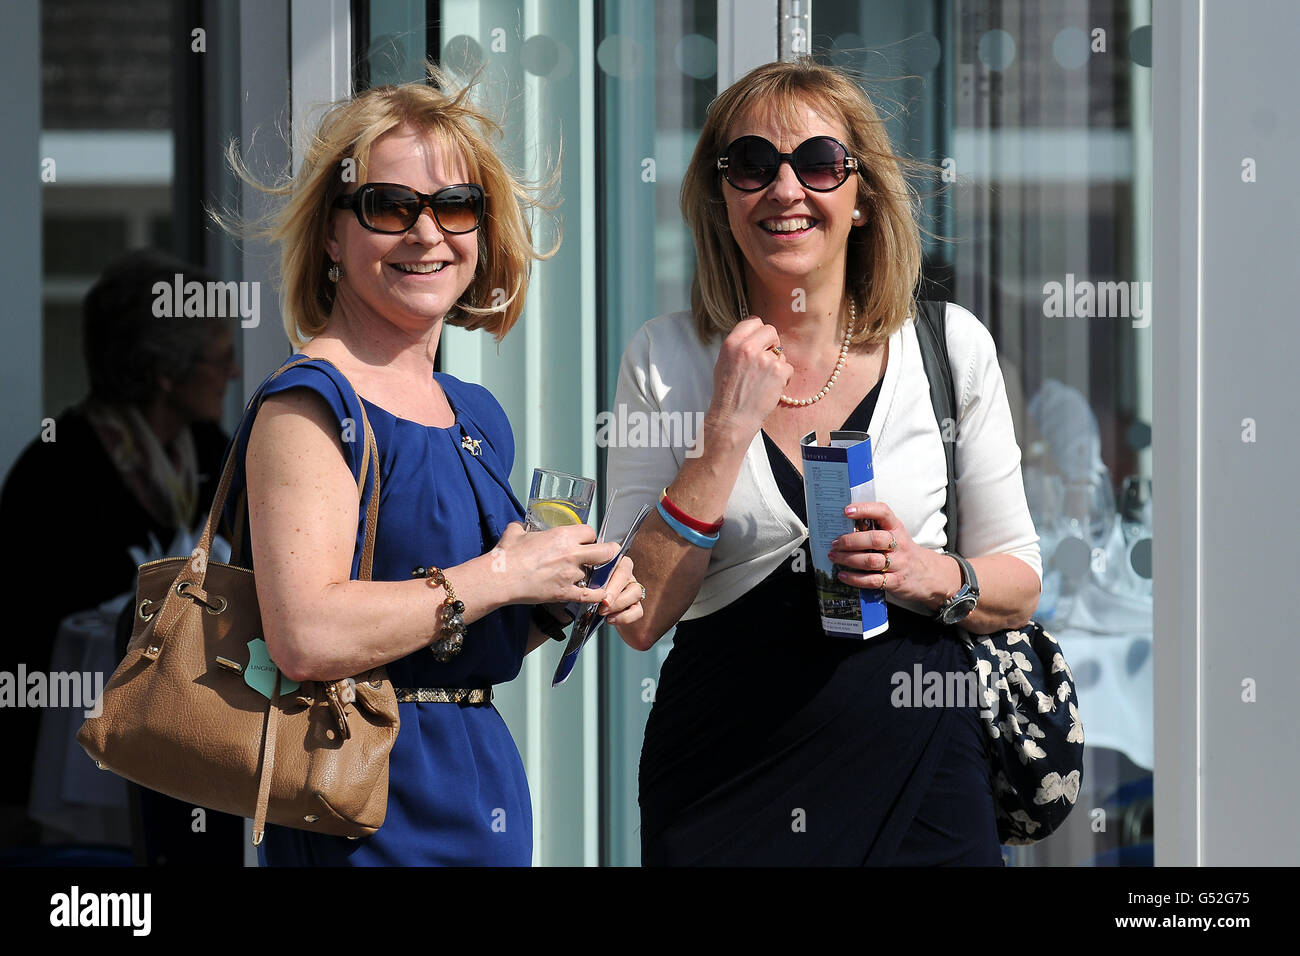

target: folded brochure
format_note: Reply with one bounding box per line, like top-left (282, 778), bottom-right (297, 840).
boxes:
top-left (552, 503), bottom-right (653, 687)
top-left (800, 430), bottom-right (889, 638)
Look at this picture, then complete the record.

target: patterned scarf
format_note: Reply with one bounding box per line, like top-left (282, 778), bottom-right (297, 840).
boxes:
top-left (80, 396), bottom-right (200, 532)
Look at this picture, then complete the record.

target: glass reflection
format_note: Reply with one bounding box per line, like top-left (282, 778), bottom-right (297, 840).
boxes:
top-left (814, 0), bottom-right (1154, 866)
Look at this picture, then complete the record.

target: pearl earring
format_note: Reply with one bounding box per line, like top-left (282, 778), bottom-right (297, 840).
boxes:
top-left (328, 262), bottom-right (343, 283)
top-left (852, 209), bottom-right (862, 221)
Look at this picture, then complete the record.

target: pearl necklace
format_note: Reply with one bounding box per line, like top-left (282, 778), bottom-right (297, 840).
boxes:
top-left (779, 301), bottom-right (857, 407)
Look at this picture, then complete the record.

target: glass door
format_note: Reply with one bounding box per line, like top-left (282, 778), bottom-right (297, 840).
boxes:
top-left (813, 0), bottom-right (1155, 866)
top-left (596, 0), bottom-right (720, 868)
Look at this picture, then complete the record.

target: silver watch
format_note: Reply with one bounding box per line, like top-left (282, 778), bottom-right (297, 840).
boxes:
top-left (936, 551), bottom-right (979, 625)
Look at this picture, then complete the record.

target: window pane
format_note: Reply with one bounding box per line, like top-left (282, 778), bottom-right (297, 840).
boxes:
top-left (40, 1), bottom-right (176, 414)
top-left (814, 0), bottom-right (1155, 866)
top-left (43, 215), bottom-right (127, 278)
top-left (597, 0), bottom-right (718, 868)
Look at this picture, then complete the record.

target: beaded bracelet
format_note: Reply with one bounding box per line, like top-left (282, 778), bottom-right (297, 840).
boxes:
top-left (656, 500), bottom-right (721, 549)
top-left (412, 565), bottom-right (467, 662)
top-left (659, 488), bottom-right (724, 534)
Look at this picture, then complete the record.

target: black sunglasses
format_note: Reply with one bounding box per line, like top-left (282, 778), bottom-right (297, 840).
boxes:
top-left (334, 182), bottom-right (486, 235)
top-left (716, 135), bottom-right (859, 192)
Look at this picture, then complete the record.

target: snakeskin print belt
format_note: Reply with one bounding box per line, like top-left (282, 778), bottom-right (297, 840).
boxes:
top-left (393, 687), bottom-right (493, 704)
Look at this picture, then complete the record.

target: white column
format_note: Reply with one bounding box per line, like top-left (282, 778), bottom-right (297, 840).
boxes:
top-left (0, 1), bottom-right (42, 477)
top-left (238, 0), bottom-right (293, 396)
top-left (1154, 0), bottom-right (1300, 866)
top-left (1151, 0), bottom-right (1203, 868)
top-left (717, 0), bottom-right (778, 91)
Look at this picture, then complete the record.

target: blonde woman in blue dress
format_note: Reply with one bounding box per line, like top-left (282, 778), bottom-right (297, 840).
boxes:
top-left (225, 76), bottom-right (644, 865)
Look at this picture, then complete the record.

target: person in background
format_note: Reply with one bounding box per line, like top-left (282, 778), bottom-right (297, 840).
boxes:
top-left (0, 248), bottom-right (240, 858)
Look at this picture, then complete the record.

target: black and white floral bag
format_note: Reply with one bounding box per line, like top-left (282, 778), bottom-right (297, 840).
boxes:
top-left (915, 301), bottom-right (1085, 846)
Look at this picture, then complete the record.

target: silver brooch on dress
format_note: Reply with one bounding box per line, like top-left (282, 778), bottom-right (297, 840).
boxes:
top-left (460, 432), bottom-right (482, 457)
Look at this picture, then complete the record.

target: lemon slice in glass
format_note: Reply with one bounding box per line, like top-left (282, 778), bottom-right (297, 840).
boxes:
top-left (527, 499), bottom-right (584, 529)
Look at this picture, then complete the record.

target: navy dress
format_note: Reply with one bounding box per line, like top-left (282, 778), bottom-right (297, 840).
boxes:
top-left (223, 356), bottom-right (533, 866)
top-left (638, 380), bottom-right (1002, 866)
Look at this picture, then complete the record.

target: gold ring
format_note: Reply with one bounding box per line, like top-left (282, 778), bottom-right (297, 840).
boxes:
top-left (882, 553), bottom-right (891, 572)
top-left (768, 344), bottom-right (784, 355)
top-left (879, 573), bottom-right (888, 590)
top-left (889, 534), bottom-right (898, 551)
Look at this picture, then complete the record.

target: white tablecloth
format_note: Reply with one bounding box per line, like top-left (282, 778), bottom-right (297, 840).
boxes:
top-left (1044, 578), bottom-right (1153, 771)
top-left (28, 599), bottom-right (130, 843)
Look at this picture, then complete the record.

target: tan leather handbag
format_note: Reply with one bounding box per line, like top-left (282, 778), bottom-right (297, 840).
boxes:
top-left (78, 356), bottom-right (399, 844)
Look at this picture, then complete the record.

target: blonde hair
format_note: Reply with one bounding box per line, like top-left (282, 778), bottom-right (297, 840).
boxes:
top-left (223, 66), bottom-right (556, 347)
top-left (681, 59), bottom-right (930, 346)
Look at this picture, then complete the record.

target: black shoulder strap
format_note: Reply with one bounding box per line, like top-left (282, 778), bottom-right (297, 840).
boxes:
top-left (913, 300), bottom-right (959, 554)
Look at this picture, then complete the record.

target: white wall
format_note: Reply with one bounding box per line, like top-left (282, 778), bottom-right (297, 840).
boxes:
top-left (1153, 0), bottom-right (1300, 865)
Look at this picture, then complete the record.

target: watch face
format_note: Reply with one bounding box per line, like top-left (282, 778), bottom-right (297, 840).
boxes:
top-left (941, 595), bottom-right (977, 625)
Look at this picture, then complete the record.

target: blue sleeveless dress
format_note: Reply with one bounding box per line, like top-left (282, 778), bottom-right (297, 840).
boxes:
top-left (222, 355), bottom-right (533, 866)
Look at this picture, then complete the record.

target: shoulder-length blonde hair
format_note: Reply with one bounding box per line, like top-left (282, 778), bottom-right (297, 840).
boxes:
top-left (225, 66), bottom-right (555, 347)
top-left (682, 59), bottom-right (927, 346)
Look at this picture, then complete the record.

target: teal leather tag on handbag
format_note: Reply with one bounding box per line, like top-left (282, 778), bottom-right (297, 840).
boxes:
top-left (243, 638), bottom-right (300, 700)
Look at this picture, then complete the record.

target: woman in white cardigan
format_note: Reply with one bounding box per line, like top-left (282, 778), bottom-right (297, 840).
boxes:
top-left (605, 60), bottom-right (1042, 866)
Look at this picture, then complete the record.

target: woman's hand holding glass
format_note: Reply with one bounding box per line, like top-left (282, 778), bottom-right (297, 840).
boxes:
top-left (492, 521), bottom-right (621, 607)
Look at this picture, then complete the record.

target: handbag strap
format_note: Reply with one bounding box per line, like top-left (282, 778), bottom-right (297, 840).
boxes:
top-left (251, 674), bottom-right (284, 846)
top-left (149, 356), bottom-right (382, 656)
top-left (230, 359), bottom-right (379, 847)
top-left (913, 300), bottom-right (960, 554)
top-left (228, 360), bottom-right (377, 574)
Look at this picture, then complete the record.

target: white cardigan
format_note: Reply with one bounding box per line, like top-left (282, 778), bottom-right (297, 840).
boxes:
top-left (604, 303), bottom-right (1042, 621)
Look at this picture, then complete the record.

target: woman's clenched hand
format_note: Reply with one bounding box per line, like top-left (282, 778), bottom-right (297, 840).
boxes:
top-left (706, 317), bottom-right (793, 439)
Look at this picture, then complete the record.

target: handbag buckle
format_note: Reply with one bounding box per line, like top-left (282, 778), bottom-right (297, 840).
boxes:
top-left (324, 680), bottom-right (353, 740)
top-left (176, 580), bottom-right (228, 615)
